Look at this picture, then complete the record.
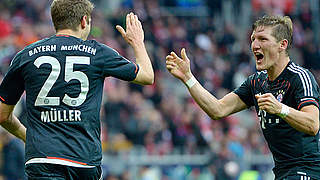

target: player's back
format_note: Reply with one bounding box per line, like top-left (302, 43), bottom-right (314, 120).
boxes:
top-left (23, 35), bottom-right (105, 167)
top-left (5, 35), bottom-right (138, 167)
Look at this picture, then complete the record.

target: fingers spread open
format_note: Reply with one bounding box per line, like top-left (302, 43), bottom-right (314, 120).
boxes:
top-left (181, 48), bottom-right (188, 61)
top-left (166, 55), bottom-right (174, 61)
top-left (171, 51), bottom-right (182, 61)
top-left (166, 61), bottom-right (176, 67)
top-left (130, 13), bottom-right (135, 26)
top-left (134, 15), bottom-right (139, 26)
top-left (137, 19), bottom-right (142, 28)
top-left (126, 14), bottom-right (131, 29)
top-left (116, 25), bottom-right (126, 37)
top-left (166, 64), bottom-right (175, 70)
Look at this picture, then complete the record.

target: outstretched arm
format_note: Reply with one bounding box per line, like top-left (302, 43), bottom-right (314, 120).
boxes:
top-left (166, 48), bottom-right (247, 120)
top-left (116, 12), bottom-right (154, 85)
top-left (0, 102), bottom-right (26, 142)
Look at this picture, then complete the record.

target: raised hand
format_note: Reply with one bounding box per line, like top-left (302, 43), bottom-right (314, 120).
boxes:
top-left (116, 12), bottom-right (144, 48)
top-left (166, 48), bottom-right (193, 83)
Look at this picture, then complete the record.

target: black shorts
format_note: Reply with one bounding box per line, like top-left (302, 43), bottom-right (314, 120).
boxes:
top-left (282, 174), bottom-right (314, 180)
top-left (25, 163), bottom-right (102, 180)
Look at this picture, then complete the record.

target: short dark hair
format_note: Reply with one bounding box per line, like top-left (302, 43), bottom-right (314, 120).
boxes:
top-left (252, 15), bottom-right (293, 54)
top-left (51, 0), bottom-right (94, 31)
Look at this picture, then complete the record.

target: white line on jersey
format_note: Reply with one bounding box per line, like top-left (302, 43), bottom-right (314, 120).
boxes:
top-left (288, 64), bottom-right (312, 96)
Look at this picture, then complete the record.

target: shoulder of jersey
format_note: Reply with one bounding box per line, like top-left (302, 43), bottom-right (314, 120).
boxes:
top-left (22, 37), bottom-right (51, 52)
top-left (85, 39), bottom-right (99, 46)
top-left (94, 41), bottom-right (120, 55)
top-left (10, 38), bottom-right (49, 65)
top-left (10, 38), bottom-right (51, 64)
top-left (287, 62), bottom-right (309, 77)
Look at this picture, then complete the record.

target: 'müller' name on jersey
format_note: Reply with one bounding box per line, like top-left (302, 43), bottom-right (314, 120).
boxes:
top-left (41, 109), bottom-right (81, 123)
top-left (61, 45), bottom-right (96, 55)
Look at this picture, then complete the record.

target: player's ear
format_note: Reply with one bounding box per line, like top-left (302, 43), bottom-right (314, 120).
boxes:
top-left (279, 39), bottom-right (288, 52)
top-left (80, 16), bottom-right (88, 29)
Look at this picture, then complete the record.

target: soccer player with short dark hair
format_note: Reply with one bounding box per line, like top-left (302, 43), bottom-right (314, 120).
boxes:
top-left (0, 0), bottom-right (154, 179)
top-left (166, 15), bottom-right (320, 180)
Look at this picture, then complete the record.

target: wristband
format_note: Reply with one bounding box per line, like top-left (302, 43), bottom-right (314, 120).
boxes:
top-left (279, 104), bottom-right (290, 118)
top-left (185, 76), bottom-right (197, 88)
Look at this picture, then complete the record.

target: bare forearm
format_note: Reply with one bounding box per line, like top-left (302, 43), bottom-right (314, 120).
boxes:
top-left (184, 75), bottom-right (247, 120)
top-left (282, 107), bottom-right (319, 136)
top-left (1, 114), bottom-right (26, 142)
top-left (133, 43), bottom-right (154, 84)
top-left (188, 82), bottom-right (223, 120)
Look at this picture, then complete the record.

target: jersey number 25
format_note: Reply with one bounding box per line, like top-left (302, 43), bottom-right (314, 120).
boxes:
top-left (34, 56), bottom-right (89, 107)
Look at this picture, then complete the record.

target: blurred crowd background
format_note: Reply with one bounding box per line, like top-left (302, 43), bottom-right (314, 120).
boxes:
top-left (0, 0), bottom-right (320, 180)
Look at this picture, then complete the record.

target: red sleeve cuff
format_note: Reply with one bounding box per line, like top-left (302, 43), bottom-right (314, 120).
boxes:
top-left (0, 96), bottom-right (6, 103)
top-left (297, 99), bottom-right (319, 110)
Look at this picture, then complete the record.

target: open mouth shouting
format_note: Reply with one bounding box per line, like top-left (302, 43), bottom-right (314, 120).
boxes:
top-left (254, 52), bottom-right (264, 63)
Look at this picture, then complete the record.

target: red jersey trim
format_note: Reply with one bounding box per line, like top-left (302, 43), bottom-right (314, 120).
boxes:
top-left (297, 100), bottom-right (319, 109)
top-left (46, 156), bottom-right (87, 165)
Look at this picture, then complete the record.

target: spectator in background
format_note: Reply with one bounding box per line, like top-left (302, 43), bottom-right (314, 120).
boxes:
top-left (0, 130), bottom-right (25, 180)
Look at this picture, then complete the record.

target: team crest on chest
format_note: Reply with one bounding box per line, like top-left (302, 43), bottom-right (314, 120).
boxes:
top-left (276, 90), bottom-right (285, 102)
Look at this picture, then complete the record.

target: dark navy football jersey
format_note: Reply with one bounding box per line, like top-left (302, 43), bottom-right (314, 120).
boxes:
top-left (234, 61), bottom-right (320, 179)
top-left (0, 35), bottom-right (139, 167)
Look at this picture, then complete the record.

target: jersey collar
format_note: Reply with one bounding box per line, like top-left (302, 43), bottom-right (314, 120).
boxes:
top-left (267, 60), bottom-right (292, 84)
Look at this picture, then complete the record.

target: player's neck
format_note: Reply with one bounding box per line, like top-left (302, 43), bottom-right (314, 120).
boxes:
top-left (56, 29), bottom-right (82, 39)
top-left (267, 56), bottom-right (290, 81)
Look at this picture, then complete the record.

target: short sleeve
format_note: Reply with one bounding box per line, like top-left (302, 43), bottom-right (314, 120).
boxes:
top-left (99, 44), bottom-right (139, 81)
top-left (0, 53), bottom-right (25, 105)
top-left (233, 75), bottom-right (255, 107)
top-left (293, 70), bottom-right (320, 110)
